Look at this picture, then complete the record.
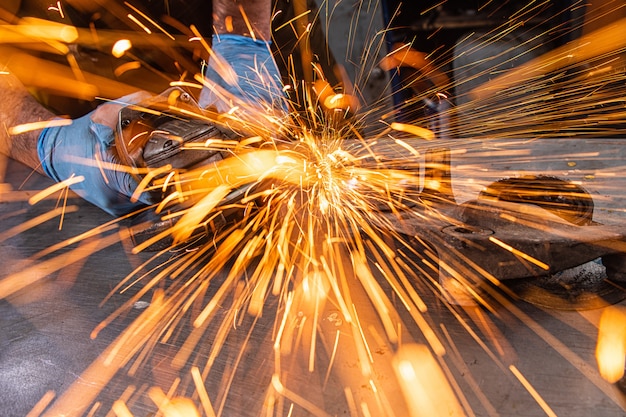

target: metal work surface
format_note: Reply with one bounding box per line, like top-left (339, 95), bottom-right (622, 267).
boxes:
top-left (2, 138), bottom-right (626, 416)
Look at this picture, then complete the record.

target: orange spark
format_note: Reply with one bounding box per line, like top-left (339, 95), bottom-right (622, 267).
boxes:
top-left (390, 122), bottom-right (435, 141)
top-left (127, 14), bottom-right (152, 34)
top-left (124, 2), bottom-right (175, 40)
top-left (488, 236), bottom-right (550, 270)
top-left (112, 39), bottom-right (132, 58)
top-left (8, 118), bottom-right (72, 135)
top-left (509, 365), bottom-right (558, 417)
top-left (114, 61), bottom-right (141, 77)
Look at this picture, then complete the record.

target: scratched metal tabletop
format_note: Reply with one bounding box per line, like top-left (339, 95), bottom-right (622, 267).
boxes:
top-left (1, 138), bottom-right (626, 416)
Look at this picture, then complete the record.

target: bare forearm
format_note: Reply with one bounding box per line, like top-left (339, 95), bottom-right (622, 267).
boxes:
top-left (213, 0), bottom-right (272, 40)
top-left (0, 70), bottom-right (54, 174)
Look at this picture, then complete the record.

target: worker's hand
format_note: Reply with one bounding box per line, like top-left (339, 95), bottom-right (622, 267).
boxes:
top-left (37, 91), bottom-right (155, 216)
top-left (198, 34), bottom-right (288, 116)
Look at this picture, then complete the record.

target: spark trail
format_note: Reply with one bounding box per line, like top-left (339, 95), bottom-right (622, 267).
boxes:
top-left (1, 1), bottom-right (626, 416)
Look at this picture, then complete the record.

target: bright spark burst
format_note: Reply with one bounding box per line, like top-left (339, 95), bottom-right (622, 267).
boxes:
top-left (1, 1), bottom-right (626, 417)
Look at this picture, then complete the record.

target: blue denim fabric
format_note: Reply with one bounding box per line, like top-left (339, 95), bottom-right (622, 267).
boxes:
top-left (38, 114), bottom-right (150, 216)
top-left (198, 34), bottom-right (287, 113)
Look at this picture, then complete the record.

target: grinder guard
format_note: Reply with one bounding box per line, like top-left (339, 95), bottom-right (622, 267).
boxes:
top-left (116, 87), bottom-right (229, 174)
top-left (115, 87), bottom-right (256, 251)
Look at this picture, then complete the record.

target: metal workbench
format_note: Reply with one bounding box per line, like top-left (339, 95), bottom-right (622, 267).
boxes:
top-left (2, 138), bottom-right (626, 416)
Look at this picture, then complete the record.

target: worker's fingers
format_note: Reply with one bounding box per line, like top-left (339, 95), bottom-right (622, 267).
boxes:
top-left (90, 90), bottom-right (154, 129)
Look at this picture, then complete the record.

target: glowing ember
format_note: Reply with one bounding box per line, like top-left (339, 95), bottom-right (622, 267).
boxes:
top-left (393, 344), bottom-right (464, 417)
top-left (596, 306), bottom-right (626, 384)
top-left (1, 1), bottom-right (626, 417)
top-left (112, 39), bottom-right (133, 58)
